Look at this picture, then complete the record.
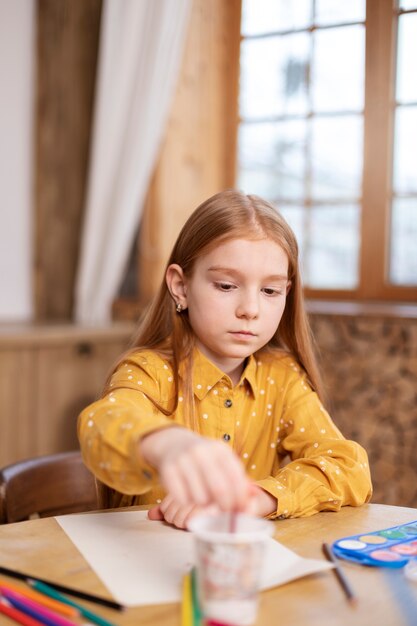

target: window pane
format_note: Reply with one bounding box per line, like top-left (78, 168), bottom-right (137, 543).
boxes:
top-left (393, 106), bottom-right (417, 194)
top-left (278, 204), bottom-right (305, 246)
top-left (315, 0), bottom-right (365, 26)
top-left (390, 198), bottom-right (417, 286)
top-left (396, 13), bottom-right (417, 104)
top-left (238, 121), bottom-right (307, 201)
top-left (311, 116), bottom-right (363, 200)
top-left (312, 25), bottom-right (365, 112)
top-left (278, 205), bottom-right (307, 270)
top-left (305, 205), bottom-right (360, 289)
top-left (241, 0), bottom-right (312, 36)
top-left (399, 0), bottom-right (417, 9)
top-left (240, 34), bottom-right (310, 119)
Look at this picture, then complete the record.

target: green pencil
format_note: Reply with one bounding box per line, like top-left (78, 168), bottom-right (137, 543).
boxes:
top-left (29, 579), bottom-right (117, 626)
top-left (190, 567), bottom-right (203, 626)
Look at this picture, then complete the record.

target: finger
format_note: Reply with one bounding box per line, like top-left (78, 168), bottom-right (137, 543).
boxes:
top-left (172, 503), bottom-right (197, 529)
top-left (174, 452), bottom-right (212, 506)
top-left (161, 499), bottom-right (195, 529)
top-left (158, 499), bottom-right (180, 524)
top-left (161, 442), bottom-right (224, 507)
top-left (159, 461), bottom-right (190, 505)
top-left (159, 493), bottom-right (175, 515)
top-left (215, 450), bottom-right (252, 510)
top-left (148, 505), bottom-right (164, 520)
top-left (184, 503), bottom-right (220, 530)
top-left (180, 442), bottom-right (230, 509)
top-left (241, 486), bottom-right (259, 516)
top-left (189, 442), bottom-right (246, 511)
top-left (207, 444), bottom-right (250, 510)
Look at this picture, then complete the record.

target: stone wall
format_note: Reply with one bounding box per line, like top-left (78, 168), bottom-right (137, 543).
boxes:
top-left (309, 310), bottom-right (417, 508)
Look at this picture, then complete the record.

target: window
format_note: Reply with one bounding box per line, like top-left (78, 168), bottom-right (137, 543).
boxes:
top-left (391, 1), bottom-right (417, 286)
top-left (237, 0), bottom-right (417, 301)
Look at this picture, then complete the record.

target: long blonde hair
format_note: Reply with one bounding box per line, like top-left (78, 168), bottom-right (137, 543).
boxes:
top-left (101, 190), bottom-right (324, 507)
top-left (127, 190), bottom-right (323, 402)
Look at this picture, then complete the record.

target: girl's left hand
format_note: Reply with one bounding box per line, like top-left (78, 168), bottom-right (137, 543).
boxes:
top-left (148, 495), bottom-right (220, 529)
top-left (148, 486), bottom-right (277, 530)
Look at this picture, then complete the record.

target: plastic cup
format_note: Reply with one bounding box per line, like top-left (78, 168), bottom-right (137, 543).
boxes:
top-left (405, 558), bottom-right (417, 582)
top-left (188, 513), bottom-right (273, 626)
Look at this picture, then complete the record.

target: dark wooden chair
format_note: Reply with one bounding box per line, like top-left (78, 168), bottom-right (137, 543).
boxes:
top-left (0, 451), bottom-right (99, 524)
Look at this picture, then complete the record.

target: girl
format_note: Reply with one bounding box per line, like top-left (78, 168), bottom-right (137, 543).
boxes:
top-left (78, 190), bottom-right (372, 529)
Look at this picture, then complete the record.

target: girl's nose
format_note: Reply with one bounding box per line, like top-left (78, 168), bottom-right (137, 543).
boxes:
top-left (236, 293), bottom-right (259, 319)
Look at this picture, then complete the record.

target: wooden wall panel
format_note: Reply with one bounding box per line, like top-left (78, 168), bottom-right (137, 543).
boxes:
top-left (0, 350), bottom-right (35, 465)
top-left (0, 323), bottom-right (133, 466)
top-left (35, 339), bottom-right (130, 455)
top-left (137, 0), bottom-right (242, 304)
top-left (35, 0), bottom-right (102, 320)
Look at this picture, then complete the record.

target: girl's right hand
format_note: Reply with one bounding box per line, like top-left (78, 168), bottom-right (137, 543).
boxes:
top-left (140, 427), bottom-right (252, 512)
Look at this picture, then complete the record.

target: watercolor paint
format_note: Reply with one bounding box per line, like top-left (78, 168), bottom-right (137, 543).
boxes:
top-left (333, 520), bottom-right (417, 568)
top-left (368, 550), bottom-right (403, 562)
top-left (391, 542), bottom-right (417, 556)
top-left (358, 535), bottom-right (386, 545)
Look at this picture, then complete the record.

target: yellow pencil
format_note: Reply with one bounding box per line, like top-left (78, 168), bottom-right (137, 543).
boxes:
top-left (181, 572), bottom-right (193, 626)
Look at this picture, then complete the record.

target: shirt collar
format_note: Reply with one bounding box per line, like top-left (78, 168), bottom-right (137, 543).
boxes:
top-left (179, 348), bottom-right (258, 400)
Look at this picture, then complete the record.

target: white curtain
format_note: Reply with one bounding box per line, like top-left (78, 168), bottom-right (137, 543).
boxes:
top-left (74, 0), bottom-right (192, 324)
top-left (0, 0), bottom-right (35, 321)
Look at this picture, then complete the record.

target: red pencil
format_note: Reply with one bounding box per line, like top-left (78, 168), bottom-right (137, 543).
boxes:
top-left (2, 589), bottom-right (79, 626)
top-left (0, 583), bottom-right (79, 618)
top-left (0, 599), bottom-right (43, 626)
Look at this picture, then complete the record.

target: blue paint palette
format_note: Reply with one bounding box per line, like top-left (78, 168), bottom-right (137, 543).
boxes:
top-left (333, 520), bottom-right (417, 568)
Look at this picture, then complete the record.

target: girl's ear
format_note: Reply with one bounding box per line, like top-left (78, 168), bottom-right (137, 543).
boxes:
top-left (166, 264), bottom-right (188, 310)
top-left (286, 280), bottom-right (292, 295)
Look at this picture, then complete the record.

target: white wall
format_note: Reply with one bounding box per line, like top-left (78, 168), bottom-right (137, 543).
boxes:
top-left (0, 0), bottom-right (35, 321)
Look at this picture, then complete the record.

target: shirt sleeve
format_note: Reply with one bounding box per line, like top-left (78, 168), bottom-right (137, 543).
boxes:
top-left (256, 368), bottom-right (373, 519)
top-left (77, 356), bottom-right (178, 495)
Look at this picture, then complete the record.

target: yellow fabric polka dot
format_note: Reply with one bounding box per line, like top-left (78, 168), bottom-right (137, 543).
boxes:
top-left (78, 347), bottom-right (372, 518)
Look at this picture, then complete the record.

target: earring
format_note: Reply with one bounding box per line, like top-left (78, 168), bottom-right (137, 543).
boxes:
top-left (176, 302), bottom-right (183, 313)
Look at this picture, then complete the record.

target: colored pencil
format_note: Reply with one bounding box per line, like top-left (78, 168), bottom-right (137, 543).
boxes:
top-left (1, 589), bottom-right (78, 626)
top-left (0, 598), bottom-right (47, 626)
top-left (0, 566), bottom-right (123, 611)
top-left (0, 582), bottom-right (79, 618)
top-left (29, 581), bottom-right (117, 626)
top-left (322, 542), bottom-right (358, 606)
top-left (181, 572), bottom-right (193, 626)
top-left (190, 567), bottom-right (202, 626)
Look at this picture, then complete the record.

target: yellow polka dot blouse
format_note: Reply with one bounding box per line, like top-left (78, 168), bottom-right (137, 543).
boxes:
top-left (78, 348), bottom-right (372, 519)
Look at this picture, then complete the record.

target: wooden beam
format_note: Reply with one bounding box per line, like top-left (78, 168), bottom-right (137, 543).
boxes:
top-left (35, 0), bottom-right (102, 320)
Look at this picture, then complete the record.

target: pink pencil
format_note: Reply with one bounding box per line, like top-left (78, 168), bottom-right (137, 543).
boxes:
top-left (1, 589), bottom-right (79, 626)
top-left (0, 583), bottom-right (79, 618)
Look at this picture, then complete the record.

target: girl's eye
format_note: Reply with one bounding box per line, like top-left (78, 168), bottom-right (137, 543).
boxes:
top-left (262, 287), bottom-right (281, 296)
top-left (215, 282), bottom-right (236, 291)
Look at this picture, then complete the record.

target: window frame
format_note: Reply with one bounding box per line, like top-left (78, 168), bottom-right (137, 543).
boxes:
top-left (357, 0), bottom-right (417, 302)
top-left (116, 0), bottom-right (417, 321)
top-left (237, 0), bottom-right (417, 303)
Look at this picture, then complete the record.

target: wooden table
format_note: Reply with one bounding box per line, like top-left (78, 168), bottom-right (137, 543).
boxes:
top-left (0, 504), bottom-right (416, 625)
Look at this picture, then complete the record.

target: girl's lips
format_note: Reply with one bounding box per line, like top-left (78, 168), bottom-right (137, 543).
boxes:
top-left (230, 331), bottom-right (255, 337)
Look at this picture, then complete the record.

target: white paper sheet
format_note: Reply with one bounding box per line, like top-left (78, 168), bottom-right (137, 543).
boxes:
top-left (55, 510), bottom-right (333, 607)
